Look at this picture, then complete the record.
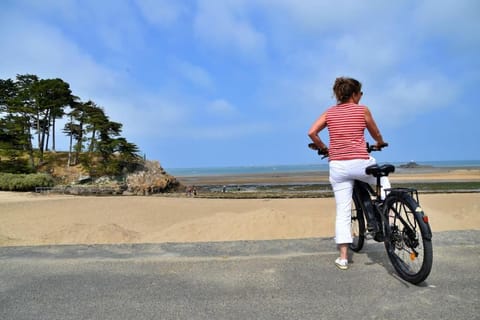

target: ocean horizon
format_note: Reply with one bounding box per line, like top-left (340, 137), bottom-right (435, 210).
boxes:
top-left (166, 160), bottom-right (480, 177)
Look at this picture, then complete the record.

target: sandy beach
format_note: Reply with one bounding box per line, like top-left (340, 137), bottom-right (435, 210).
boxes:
top-left (1, 169), bottom-right (479, 247)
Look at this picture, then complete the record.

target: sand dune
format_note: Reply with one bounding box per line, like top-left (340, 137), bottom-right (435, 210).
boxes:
top-left (0, 191), bottom-right (478, 247)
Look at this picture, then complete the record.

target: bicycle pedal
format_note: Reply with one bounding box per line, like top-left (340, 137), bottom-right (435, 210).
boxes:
top-left (367, 223), bottom-right (380, 234)
top-left (365, 232), bottom-right (374, 240)
top-left (373, 233), bottom-right (385, 242)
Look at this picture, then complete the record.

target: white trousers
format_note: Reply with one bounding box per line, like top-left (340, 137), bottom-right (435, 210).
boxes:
top-left (329, 157), bottom-right (391, 244)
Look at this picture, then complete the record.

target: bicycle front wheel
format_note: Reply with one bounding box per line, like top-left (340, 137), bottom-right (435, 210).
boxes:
top-left (383, 190), bottom-right (433, 284)
top-left (350, 195), bottom-right (365, 252)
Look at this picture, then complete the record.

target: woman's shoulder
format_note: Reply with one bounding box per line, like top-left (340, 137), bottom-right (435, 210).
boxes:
top-left (328, 103), bottom-right (366, 111)
top-left (352, 104), bottom-right (369, 112)
top-left (353, 103), bottom-right (367, 108)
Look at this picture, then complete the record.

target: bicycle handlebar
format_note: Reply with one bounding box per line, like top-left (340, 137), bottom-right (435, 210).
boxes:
top-left (366, 142), bottom-right (389, 152)
top-left (308, 143), bottom-right (329, 158)
top-left (308, 142), bottom-right (388, 159)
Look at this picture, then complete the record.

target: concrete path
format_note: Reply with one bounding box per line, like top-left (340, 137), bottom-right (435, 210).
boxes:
top-left (1, 230), bottom-right (479, 320)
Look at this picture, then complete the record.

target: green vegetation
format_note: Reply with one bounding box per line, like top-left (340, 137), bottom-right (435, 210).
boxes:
top-left (0, 173), bottom-right (54, 191)
top-left (1, 74), bottom-right (143, 181)
top-left (186, 181), bottom-right (480, 199)
top-left (398, 182), bottom-right (480, 192)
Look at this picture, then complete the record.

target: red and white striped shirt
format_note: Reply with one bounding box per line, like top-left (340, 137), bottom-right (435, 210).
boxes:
top-left (326, 103), bottom-right (369, 161)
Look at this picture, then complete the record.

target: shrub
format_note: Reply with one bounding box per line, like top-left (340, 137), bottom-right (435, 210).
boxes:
top-left (0, 158), bottom-right (34, 174)
top-left (0, 173), bottom-right (54, 191)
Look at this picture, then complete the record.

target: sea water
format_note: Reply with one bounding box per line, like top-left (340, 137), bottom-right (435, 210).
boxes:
top-left (166, 160), bottom-right (480, 177)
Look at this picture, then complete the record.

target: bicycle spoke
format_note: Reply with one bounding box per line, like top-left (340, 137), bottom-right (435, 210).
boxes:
top-left (385, 195), bottom-right (429, 280)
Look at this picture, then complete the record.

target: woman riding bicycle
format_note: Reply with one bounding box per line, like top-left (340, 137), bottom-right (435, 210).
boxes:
top-left (308, 77), bottom-right (391, 270)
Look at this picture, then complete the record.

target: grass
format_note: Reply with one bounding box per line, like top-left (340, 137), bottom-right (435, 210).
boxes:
top-left (400, 181), bottom-right (480, 192)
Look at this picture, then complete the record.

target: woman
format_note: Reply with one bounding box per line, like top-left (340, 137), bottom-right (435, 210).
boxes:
top-left (308, 77), bottom-right (390, 270)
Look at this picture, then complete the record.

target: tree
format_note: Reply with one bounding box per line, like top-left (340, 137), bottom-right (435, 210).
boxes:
top-left (63, 98), bottom-right (91, 166)
top-left (1, 74), bottom-right (142, 176)
top-left (32, 78), bottom-right (73, 160)
top-left (97, 119), bottom-right (122, 166)
top-left (0, 80), bottom-right (32, 172)
top-left (0, 79), bottom-right (16, 112)
top-left (83, 102), bottom-right (107, 153)
top-left (10, 75), bottom-right (38, 168)
top-left (63, 120), bottom-right (82, 166)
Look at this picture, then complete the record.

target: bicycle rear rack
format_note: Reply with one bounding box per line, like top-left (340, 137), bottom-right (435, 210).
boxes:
top-left (385, 187), bottom-right (420, 205)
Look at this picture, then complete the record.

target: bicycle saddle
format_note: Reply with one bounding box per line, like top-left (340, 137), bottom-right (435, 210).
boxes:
top-left (365, 164), bottom-right (395, 177)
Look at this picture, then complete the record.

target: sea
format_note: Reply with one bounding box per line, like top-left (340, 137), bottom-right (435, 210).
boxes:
top-left (166, 160), bottom-right (480, 177)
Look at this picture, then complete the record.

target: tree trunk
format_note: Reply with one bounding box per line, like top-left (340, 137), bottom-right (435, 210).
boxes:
top-left (89, 129), bottom-right (96, 153)
top-left (45, 125), bottom-right (50, 151)
top-left (39, 109), bottom-right (50, 163)
top-left (27, 127), bottom-right (35, 169)
top-left (67, 132), bottom-right (73, 167)
top-left (74, 122), bottom-right (83, 166)
top-left (36, 110), bottom-right (41, 154)
top-left (52, 117), bottom-right (56, 151)
top-left (67, 115), bottom-right (73, 166)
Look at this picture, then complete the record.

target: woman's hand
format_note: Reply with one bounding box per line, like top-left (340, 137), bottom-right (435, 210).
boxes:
top-left (308, 143), bottom-right (329, 156)
top-left (370, 142), bottom-right (388, 151)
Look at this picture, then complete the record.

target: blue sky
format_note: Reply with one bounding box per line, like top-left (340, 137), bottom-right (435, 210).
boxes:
top-left (1, 0), bottom-right (479, 169)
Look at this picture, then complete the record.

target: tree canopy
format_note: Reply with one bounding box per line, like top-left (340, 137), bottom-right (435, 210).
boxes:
top-left (0, 74), bottom-right (141, 176)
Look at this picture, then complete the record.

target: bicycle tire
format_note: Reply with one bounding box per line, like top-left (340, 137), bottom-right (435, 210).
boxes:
top-left (350, 194), bottom-right (365, 252)
top-left (383, 190), bottom-right (433, 284)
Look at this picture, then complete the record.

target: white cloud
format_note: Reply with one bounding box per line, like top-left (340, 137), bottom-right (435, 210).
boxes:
top-left (413, 0), bottom-right (480, 48)
top-left (135, 0), bottom-right (188, 27)
top-left (15, 0), bottom-right (147, 55)
top-left (188, 122), bottom-right (273, 140)
top-left (0, 11), bottom-right (120, 98)
top-left (109, 94), bottom-right (268, 141)
top-left (172, 59), bottom-right (214, 90)
top-left (193, 0), bottom-right (267, 59)
top-left (103, 94), bottom-right (189, 139)
top-left (332, 34), bottom-right (404, 73)
top-left (364, 74), bottom-right (459, 127)
top-left (2, 0), bottom-right (479, 163)
top-left (207, 99), bottom-right (238, 117)
top-left (0, 6), bottom-right (184, 142)
top-left (262, 0), bottom-right (366, 32)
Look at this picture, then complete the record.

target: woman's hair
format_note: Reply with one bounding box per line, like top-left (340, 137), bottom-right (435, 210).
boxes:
top-left (333, 77), bottom-right (362, 103)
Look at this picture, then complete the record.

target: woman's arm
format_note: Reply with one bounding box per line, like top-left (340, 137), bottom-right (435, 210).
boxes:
top-left (365, 107), bottom-right (386, 146)
top-left (308, 112), bottom-right (328, 150)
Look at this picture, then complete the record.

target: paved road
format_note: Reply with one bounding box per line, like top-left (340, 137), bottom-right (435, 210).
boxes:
top-left (1, 230), bottom-right (479, 320)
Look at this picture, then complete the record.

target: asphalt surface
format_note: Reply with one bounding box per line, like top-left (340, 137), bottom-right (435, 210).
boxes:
top-left (1, 230), bottom-right (479, 320)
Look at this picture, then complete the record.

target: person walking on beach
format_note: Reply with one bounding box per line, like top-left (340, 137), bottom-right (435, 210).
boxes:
top-left (308, 77), bottom-right (390, 270)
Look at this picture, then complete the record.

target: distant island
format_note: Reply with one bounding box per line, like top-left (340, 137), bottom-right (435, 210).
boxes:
top-left (399, 161), bottom-right (434, 169)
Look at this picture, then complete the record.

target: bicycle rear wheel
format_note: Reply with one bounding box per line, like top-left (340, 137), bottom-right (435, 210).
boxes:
top-left (383, 190), bottom-right (433, 284)
top-left (350, 195), bottom-right (365, 252)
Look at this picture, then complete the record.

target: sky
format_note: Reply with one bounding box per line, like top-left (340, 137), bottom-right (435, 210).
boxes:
top-left (1, 0), bottom-right (479, 169)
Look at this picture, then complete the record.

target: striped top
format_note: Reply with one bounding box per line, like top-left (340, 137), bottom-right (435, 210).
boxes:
top-left (326, 103), bottom-right (369, 161)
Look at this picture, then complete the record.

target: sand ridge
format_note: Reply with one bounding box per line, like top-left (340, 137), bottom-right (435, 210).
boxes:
top-left (1, 191), bottom-right (479, 247)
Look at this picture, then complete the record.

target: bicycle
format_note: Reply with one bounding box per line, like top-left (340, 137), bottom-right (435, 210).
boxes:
top-left (308, 143), bottom-right (433, 284)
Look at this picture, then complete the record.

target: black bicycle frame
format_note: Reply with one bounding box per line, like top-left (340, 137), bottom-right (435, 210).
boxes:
top-left (353, 180), bottom-right (378, 230)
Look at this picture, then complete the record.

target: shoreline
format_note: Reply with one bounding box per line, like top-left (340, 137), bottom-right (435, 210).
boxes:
top-left (175, 167), bottom-right (480, 186)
